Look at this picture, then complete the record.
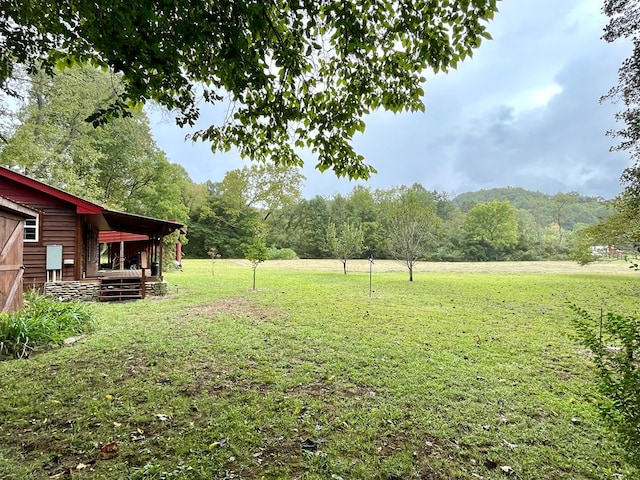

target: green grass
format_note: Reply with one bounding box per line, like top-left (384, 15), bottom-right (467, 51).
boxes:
top-left (0, 259), bottom-right (637, 479)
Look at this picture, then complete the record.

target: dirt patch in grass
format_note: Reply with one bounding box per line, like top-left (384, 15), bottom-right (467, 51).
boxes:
top-left (285, 380), bottom-right (376, 402)
top-left (178, 296), bottom-right (275, 321)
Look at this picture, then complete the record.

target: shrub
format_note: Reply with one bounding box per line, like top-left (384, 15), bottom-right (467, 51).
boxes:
top-left (570, 305), bottom-right (640, 467)
top-left (267, 247), bottom-right (298, 260)
top-left (0, 291), bottom-right (93, 359)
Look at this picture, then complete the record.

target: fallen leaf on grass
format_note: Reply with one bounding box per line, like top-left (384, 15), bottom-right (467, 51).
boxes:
top-left (500, 465), bottom-right (514, 475)
top-left (98, 441), bottom-right (118, 460)
top-left (502, 439), bottom-right (517, 450)
top-left (208, 438), bottom-right (227, 451)
top-left (63, 335), bottom-right (86, 345)
top-left (155, 413), bottom-right (171, 422)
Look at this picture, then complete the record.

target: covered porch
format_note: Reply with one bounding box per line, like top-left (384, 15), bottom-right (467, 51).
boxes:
top-left (46, 211), bottom-right (182, 302)
top-left (85, 209), bottom-right (182, 281)
top-left (98, 231), bottom-right (163, 280)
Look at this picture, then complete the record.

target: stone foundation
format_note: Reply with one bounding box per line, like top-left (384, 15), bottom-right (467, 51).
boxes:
top-left (44, 280), bottom-right (169, 301)
top-left (145, 280), bottom-right (168, 296)
top-left (44, 281), bottom-right (99, 301)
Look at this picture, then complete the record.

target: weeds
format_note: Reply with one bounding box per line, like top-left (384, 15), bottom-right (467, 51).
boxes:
top-left (0, 290), bottom-right (93, 359)
top-left (570, 305), bottom-right (640, 468)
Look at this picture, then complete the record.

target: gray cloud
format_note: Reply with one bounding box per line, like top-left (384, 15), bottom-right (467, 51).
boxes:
top-left (150, 0), bottom-right (633, 200)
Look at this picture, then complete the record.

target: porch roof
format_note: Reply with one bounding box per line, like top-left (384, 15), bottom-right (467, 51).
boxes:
top-left (97, 210), bottom-right (183, 238)
top-left (98, 231), bottom-right (148, 243)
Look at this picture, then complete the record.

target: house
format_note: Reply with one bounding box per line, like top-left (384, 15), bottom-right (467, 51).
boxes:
top-left (0, 166), bottom-right (184, 301)
top-left (0, 196), bottom-right (38, 312)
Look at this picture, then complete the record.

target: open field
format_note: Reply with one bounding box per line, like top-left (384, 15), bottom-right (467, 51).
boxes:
top-left (1, 259), bottom-right (638, 479)
top-left (229, 258), bottom-right (638, 275)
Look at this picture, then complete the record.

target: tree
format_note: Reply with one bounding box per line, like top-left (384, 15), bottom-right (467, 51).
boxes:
top-left (549, 192), bottom-right (579, 247)
top-left (326, 222), bottom-right (365, 274)
top-left (571, 306), bottom-right (640, 470)
top-left (602, 0), bottom-right (640, 164)
top-left (384, 190), bottom-right (440, 281)
top-left (1, 1), bottom-right (498, 178)
top-left (280, 196), bottom-right (331, 258)
top-left (462, 200), bottom-right (518, 261)
top-left (184, 181), bottom-right (261, 258)
top-left (218, 162), bottom-right (304, 220)
top-left (245, 230), bottom-right (269, 291)
top-left (194, 163), bottom-right (304, 258)
top-left (0, 67), bottom-right (118, 199)
top-left (572, 194), bottom-right (639, 265)
top-left (347, 186), bottom-right (381, 256)
top-left (0, 65), bottom-right (189, 223)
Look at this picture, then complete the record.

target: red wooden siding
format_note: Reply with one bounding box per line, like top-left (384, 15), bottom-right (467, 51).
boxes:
top-left (23, 204), bottom-right (79, 287)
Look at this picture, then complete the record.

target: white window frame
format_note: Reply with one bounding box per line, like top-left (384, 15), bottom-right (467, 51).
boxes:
top-left (24, 215), bottom-right (39, 242)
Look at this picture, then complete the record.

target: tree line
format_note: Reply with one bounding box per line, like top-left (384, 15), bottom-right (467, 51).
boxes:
top-left (184, 172), bottom-right (611, 267)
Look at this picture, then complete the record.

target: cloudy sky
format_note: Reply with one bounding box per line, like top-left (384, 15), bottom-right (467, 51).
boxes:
top-left (149, 0), bottom-right (632, 200)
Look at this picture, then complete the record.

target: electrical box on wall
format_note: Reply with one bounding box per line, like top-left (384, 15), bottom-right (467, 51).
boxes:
top-left (46, 245), bottom-right (63, 270)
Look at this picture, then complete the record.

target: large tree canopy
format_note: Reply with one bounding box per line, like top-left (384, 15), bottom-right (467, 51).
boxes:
top-left (0, 0), bottom-right (498, 178)
top-left (603, 0), bottom-right (640, 201)
top-left (603, 0), bottom-right (640, 158)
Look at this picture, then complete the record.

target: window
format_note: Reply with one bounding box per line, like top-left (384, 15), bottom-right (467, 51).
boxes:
top-left (24, 215), bottom-right (38, 242)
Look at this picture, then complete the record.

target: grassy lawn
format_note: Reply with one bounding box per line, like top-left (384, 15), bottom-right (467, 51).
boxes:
top-left (0, 259), bottom-right (638, 479)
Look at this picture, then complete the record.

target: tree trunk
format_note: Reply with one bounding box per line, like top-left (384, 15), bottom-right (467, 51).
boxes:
top-left (252, 267), bottom-right (257, 290)
top-left (343, 260), bottom-right (347, 274)
top-left (409, 265), bottom-right (413, 282)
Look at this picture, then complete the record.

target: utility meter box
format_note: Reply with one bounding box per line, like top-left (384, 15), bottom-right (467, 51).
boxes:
top-left (46, 245), bottom-right (63, 270)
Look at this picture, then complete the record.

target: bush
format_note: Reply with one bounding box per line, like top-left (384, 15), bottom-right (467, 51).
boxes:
top-left (267, 247), bottom-right (298, 260)
top-left (570, 305), bottom-right (640, 467)
top-left (0, 291), bottom-right (93, 359)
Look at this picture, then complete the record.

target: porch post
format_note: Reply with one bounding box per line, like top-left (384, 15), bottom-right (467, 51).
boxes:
top-left (159, 236), bottom-right (164, 277)
top-left (119, 241), bottom-right (125, 270)
top-left (176, 240), bottom-right (182, 263)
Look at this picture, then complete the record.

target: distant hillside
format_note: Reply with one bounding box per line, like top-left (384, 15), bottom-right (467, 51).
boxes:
top-left (452, 187), bottom-right (612, 230)
top-left (453, 187), bottom-right (548, 208)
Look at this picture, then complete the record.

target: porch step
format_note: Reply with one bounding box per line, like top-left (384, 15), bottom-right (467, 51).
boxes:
top-left (98, 277), bottom-right (145, 302)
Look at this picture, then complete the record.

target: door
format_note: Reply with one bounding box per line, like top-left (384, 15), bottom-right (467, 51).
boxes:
top-left (0, 214), bottom-right (25, 312)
